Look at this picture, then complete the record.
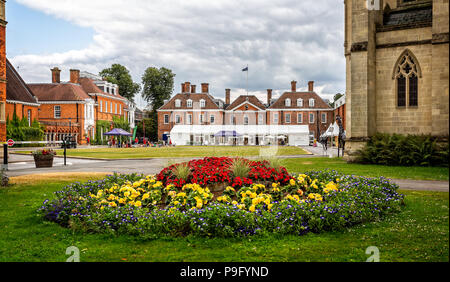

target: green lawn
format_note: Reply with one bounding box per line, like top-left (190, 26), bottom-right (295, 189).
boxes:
top-left (17, 146), bottom-right (308, 159)
top-left (281, 157), bottom-right (449, 181)
top-left (0, 174), bottom-right (448, 262)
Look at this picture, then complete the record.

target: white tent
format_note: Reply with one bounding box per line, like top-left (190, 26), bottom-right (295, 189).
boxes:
top-left (321, 122), bottom-right (340, 138)
top-left (170, 124), bottom-right (309, 146)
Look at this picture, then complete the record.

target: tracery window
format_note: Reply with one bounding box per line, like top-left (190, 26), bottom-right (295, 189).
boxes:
top-left (393, 50), bottom-right (420, 107)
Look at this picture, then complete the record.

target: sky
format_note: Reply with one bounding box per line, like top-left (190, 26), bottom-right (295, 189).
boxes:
top-left (6, 0), bottom-right (345, 109)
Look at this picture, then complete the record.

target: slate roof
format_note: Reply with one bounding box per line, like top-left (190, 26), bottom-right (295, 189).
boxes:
top-left (159, 93), bottom-right (222, 110)
top-left (6, 58), bottom-right (39, 105)
top-left (383, 5), bottom-right (432, 26)
top-left (79, 77), bottom-right (127, 101)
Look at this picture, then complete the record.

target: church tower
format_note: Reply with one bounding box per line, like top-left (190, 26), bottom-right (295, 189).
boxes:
top-left (0, 0), bottom-right (7, 143)
top-left (344, 0), bottom-right (449, 158)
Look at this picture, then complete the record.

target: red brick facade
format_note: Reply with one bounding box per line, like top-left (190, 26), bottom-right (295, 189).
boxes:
top-left (0, 2), bottom-right (6, 142)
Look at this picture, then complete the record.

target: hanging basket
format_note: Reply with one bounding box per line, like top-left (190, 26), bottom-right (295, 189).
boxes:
top-left (33, 154), bottom-right (54, 168)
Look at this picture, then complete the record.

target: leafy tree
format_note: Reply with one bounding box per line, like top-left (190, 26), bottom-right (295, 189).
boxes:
top-left (99, 64), bottom-right (141, 102)
top-left (141, 67), bottom-right (175, 141)
top-left (141, 67), bottom-right (175, 110)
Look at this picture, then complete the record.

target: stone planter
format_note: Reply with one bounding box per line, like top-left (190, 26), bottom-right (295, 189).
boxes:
top-left (33, 154), bottom-right (54, 168)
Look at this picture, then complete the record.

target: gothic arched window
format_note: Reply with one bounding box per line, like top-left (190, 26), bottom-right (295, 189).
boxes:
top-left (393, 50), bottom-right (421, 107)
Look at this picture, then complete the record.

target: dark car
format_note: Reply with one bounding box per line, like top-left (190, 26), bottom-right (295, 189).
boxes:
top-left (61, 136), bottom-right (77, 148)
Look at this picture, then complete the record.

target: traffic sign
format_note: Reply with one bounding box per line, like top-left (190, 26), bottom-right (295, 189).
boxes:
top-left (7, 139), bottom-right (15, 146)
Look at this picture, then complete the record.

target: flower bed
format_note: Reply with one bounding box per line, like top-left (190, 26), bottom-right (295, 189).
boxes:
top-left (157, 157), bottom-right (292, 189)
top-left (38, 168), bottom-right (405, 238)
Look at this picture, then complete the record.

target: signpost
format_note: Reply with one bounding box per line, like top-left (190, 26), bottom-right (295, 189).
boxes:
top-left (7, 139), bottom-right (14, 147)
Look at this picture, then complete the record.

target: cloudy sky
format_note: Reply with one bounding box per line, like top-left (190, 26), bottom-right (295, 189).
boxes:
top-left (6, 0), bottom-right (345, 109)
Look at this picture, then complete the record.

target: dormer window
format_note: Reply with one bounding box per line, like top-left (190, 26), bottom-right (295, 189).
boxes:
top-left (285, 98), bottom-right (291, 107)
top-left (297, 98), bottom-right (303, 107)
top-left (309, 99), bottom-right (315, 107)
top-left (200, 99), bottom-right (206, 108)
top-left (187, 99), bottom-right (193, 108)
top-left (175, 99), bottom-right (181, 107)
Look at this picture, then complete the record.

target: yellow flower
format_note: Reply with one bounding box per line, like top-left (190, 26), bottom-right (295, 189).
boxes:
top-left (272, 183), bottom-right (278, 188)
top-left (267, 204), bottom-right (273, 210)
top-left (118, 198), bottom-right (126, 204)
top-left (134, 201), bottom-right (142, 207)
top-left (289, 179), bottom-right (296, 186)
top-left (196, 202), bottom-right (203, 209)
top-left (124, 191), bottom-right (131, 197)
top-left (142, 193), bottom-right (150, 201)
top-left (108, 202), bottom-right (117, 207)
top-left (232, 200), bottom-right (238, 205)
top-left (249, 205), bottom-right (256, 212)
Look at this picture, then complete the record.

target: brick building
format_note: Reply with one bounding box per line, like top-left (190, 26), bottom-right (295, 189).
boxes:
top-left (344, 0), bottom-right (449, 156)
top-left (157, 80), bottom-right (333, 145)
top-left (28, 68), bottom-right (130, 144)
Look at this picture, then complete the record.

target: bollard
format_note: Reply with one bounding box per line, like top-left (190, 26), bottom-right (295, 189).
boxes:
top-left (63, 139), bottom-right (67, 166)
top-left (3, 144), bottom-right (7, 171)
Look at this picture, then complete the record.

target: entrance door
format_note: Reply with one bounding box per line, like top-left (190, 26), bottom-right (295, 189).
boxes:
top-left (255, 136), bottom-right (259, 145)
top-left (244, 137), bottom-right (248, 145)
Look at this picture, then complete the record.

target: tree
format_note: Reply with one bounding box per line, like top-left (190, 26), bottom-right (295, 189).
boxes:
top-left (141, 67), bottom-right (175, 110)
top-left (99, 64), bottom-right (141, 102)
top-left (141, 67), bottom-right (175, 142)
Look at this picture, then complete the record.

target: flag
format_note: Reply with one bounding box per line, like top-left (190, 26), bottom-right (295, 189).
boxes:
top-left (242, 66), bottom-right (248, 72)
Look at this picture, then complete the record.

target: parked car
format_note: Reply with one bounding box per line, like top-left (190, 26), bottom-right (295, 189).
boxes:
top-left (61, 136), bottom-right (77, 148)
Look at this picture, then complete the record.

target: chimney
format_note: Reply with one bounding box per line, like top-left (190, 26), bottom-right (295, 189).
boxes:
top-left (51, 67), bottom-right (61, 83)
top-left (70, 69), bottom-right (80, 84)
top-left (291, 80), bottom-right (297, 92)
top-left (181, 83), bottom-right (186, 93)
top-left (267, 89), bottom-right (272, 105)
top-left (185, 82), bottom-right (191, 93)
top-left (191, 85), bottom-right (196, 93)
top-left (225, 89), bottom-right (231, 104)
top-left (201, 83), bottom-right (209, 93)
top-left (308, 81), bottom-right (314, 92)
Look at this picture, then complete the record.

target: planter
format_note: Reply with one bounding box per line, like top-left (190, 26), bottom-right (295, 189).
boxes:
top-left (33, 154), bottom-right (54, 168)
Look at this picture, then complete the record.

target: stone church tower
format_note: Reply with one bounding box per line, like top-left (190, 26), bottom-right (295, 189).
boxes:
top-left (344, 0), bottom-right (449, 156)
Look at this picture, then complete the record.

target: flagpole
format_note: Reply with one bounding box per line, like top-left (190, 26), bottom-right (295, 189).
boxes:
top-left (246, 64), bottom-right (248, 96)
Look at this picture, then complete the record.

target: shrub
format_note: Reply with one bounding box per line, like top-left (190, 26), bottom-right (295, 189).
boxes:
top-left (355, 133), bottom-right (448, 167)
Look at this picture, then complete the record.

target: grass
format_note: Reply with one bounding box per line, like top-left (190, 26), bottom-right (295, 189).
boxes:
top-left (0, 173), bottom-right (448, 262)
top-left (16, 146), bottom-right (308, 159)
top-left (281, 157), bottom-right (449, 181)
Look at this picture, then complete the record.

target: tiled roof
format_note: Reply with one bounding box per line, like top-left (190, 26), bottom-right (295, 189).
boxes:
top-left (268, 91), bottom-right (331, 109)
top-left (225, 95), bottom-right (266, 111)
top-left (28, 83), bottom-right (91, 101)
top-left (159, 93), bottom-right (222, 110)
top-left (383, 5), bottom-right (432, 26)
top-left (6, 59), bottom-right (39, 104)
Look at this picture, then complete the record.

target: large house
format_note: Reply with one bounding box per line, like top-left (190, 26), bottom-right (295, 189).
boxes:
top-left (28, 68), bottom-right (132, 144)
top-left (157, 81), bottom-right (333, 146)
top-left (344, 0), bottom-right (449, 155)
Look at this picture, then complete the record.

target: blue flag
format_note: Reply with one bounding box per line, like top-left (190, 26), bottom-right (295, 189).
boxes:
top-left (242, 66), bottom-right (248, 72)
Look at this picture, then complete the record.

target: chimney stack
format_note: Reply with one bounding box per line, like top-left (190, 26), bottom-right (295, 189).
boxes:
top-left (184, 82), bottom-right (191, 93)
top-left (267, 89), bottom-right (272, 105)
top-left (181, 83), bottom-right (185, 93)
top-left (201, 83), bottom-right (209, 93)
top-left (191, 85), bottom-right (196, 93)
top-left (225, 89), bottom-right (231, 104)
top-left (291, 80), bottom-right (297, 92)
top-left (70, 69), bottom-right (80, 84)
top-left (51, 67), bottom-right (61, 83)
top-left (308, 81), bottom-right (314, 92)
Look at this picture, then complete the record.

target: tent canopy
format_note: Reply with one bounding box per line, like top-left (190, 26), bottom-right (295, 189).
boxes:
top-left (103, 128), bottom-right (133, 136)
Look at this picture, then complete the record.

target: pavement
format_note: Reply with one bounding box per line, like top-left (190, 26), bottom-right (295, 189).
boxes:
top-left (3, 146), bottom-right (448, 192)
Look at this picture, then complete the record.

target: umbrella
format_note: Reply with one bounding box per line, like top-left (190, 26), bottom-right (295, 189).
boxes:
top-left (103, 128), bottom-right (133, 136)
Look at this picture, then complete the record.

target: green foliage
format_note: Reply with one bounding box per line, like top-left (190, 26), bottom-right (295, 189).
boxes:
top-left (94, 120), bottom-right (111, 145)
top-left (171, 163), bottom-right (191, 181)
top-left (136, 117), bottom-right (155, 140)
top-left (230, 158), bottom-right (251, 178)
top-left (6, 110), bottom-right (44, 143)
top-left (329, 93), bottom-right (344, 108)
top-left (355, 133), bottom-right (449, 167)
top-left (141, 67), bottom-right (175, 110)
top-left (99, 64), bottom-right (141, 102)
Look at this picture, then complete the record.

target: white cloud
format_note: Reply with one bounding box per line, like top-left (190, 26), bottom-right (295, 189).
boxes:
top-left (11, 0), bottom-right (345, 108)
